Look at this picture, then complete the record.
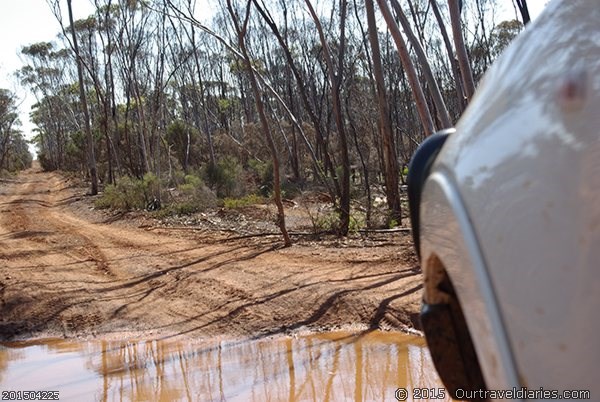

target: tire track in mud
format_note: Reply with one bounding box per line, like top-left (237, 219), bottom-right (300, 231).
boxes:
top-left (0, 169), bottom-right (238, 336)
top-left (0, 174), bottom-right (115, 277)
top-left (0, 165), bottom-right (423, 340)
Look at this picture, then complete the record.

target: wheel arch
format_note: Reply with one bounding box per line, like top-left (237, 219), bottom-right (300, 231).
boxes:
top-left (419, 168), bottom-right (522, 394)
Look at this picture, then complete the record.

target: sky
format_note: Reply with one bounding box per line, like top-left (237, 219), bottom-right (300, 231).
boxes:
top-left (0, 0), bottom-right (550, 155)
top-left (0, 0), bottom-right (97, 153)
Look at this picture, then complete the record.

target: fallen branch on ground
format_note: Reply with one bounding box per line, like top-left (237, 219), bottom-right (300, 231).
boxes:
top-left (144, 226), bottom-right (411, 239)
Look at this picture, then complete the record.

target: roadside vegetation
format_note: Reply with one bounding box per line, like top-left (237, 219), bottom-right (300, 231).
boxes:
top-left (12, 0), bottom-right (528, 244)
top-left (0, 89), bottom-right (32, 176)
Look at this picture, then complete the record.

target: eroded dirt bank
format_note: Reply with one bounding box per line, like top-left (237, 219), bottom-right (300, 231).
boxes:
top-left (0, 166), bottom-right (422, 341)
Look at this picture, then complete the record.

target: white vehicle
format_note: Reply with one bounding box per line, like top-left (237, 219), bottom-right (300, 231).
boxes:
top-left (408, 1), bottom-right (598, 401)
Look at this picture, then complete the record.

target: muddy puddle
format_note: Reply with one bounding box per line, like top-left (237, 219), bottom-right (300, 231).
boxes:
top-left (0, 331), bottom-right (450, 401)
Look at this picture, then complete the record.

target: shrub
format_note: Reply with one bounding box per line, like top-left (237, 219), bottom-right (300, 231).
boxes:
top-left (308, 209), bottom-right (365, 235)
top-left (176, 174), bottom-right (217, 211)
top-left (155, 201), bottom-right (203, 218)
top-left (349, 214), bottom-right (365, 234)
top-left (204, 157), bottom-right (243, 198)
top-left (248, 158), bottom-right (273, 196)
top-left (95, 173), bottom-right (162, 210)
top-left (223, 194), bottom-right (264, 209)
top-left (154, 174), bottom-right (218, 217)
top-left (315, 211), bottom-right (339, 233)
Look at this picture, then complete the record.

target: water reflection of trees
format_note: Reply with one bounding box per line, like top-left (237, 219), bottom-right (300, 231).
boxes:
top-left (81, 331), bottom-right (451, 401)
top-left (0, 346), bottom-right (24, 383)
top-left (0, 332), bottom-right (450, 401)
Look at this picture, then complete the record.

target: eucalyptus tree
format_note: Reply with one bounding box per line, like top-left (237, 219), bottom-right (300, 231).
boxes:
top-left (69, 0), bottom-right (98, 194)
top-left (376, 0), bottom-right (434, 136)
top-left (0, 89), bottom-right (31, 172)
top-left (19, 43), bottom-right (79, 170)
top-left (176, 14), bottom-right (217, 168)
top-left (45, 0), bottom-right (99, 194)
top-left (111, 0), bottom-right (153, 176)
top-left (365, 0), bottom-right (401, 225)
top-left (250, 0), bottom-right (335, 195)
top-left (389, 0), bottom-right (451, 128)
top-left (429, 0), bottom-right (466, 114)
top-left (305, 0), bottom-right (352, 235)
top-left (225, 0), bottom-right (291, 246)
top-left (94, 0), bottom-right (123, 181)
top-left (514, 0), bottom-right (530, 25)
top-left (448, 0), bottom-right (475, 101)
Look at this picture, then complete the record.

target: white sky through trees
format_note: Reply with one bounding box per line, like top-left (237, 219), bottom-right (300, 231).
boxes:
top-left (0, 0), bottom-right (548, 156)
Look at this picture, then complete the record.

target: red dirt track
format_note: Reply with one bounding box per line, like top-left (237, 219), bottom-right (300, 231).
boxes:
top-left (0, 165), bottom-right (422, 341)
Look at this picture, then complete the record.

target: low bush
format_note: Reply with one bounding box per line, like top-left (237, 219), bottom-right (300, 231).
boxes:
top-left (155, 174), bottom-right (218, 217)
top-left (95, 173), bottom-right (161, 210)
top-left (204, 157), bottom-right (243, 198)
top-left (308, 209), bottom-right (365, 235)
top-left (175, 174), bottom-right (218, 211)
top-left (223, 194), bottom-right (264, 209)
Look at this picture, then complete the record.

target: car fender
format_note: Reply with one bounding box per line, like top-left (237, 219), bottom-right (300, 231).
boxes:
top-left (420, 169), bottom-right (521, 394)
top-left (424, 0), bottom-right (599, 393)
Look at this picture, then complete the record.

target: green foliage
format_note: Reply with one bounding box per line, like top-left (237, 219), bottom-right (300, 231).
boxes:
top-left (314, 211), bottom-right (339, 233)
top-left (349, 215), bottom-right (365, 234)
top-left (217, 98), bottom-right (232, 113)
top-left (177, 174), bottom-right (217, 209)
top-left (281, 180), bottom-right (302, 199)
top-left (21, 42), bottom-right (54, 58)
top-left (0, 169), bottom-right (15, 179)
top-left (179, 174), bottom-right (202, 191)
top-left (2, 132), bottom-right (32, 172)
top-left (95, 173), bottom-right (160, 210)
top-left (37, 152), bottom-right (56, 172)
top-left (155, 174), bottom-right (217, 217)
top-left (166, 120), bottom-right (200, 169)
top-left (204, 157), bottom-right (243, 198)
top-left (142, 172), bottom-right (161, 199)
top-left (223, 194), bottom-right (263, 209)
top-left (229, 58), bottom-right (265, 74)
top-left (0, 89), bottom-right (31, 172)
top-left (95, 179), bottom-right (140, 210)
top-left (155, 201), bottom-right (200, 218)
top-left (308, 208), bottom-right (365, 235)
top-left (248, 158), bottom-right (273, 196)
top-left (96, 171), bottom-right (219, 216)
top-left (491, 19), bottom-right (524, 57)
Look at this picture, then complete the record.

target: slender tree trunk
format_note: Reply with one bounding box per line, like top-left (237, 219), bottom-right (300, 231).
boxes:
top-left (430, 0), bottom-right (465, 113)
top-left (390, 0), bottom-right (452, 128)
top-left (305, 0), bottom-right (351, 236)
top-left (345, 90), bottom-right (372, 229)
top-left (252, 0), bottom-right (334, 197)
top-left (366, 0), bottom-right (402, 225)
top-left (376, 0), bottom-right (435, 136)
top-left (449, 0), bottom-right (476, 101)
top-left (189, 25), bottom-right (216, 167)
top-left (132, 70), bottom-right (151, 175)
top-left (67, 0), bottom-right (98, 195)
top-left (226, 0), bottom-right (291, 247)
top-left (515, 0), bottom-right (531, 25)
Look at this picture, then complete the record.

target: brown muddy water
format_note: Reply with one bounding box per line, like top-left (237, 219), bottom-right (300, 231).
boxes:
top-left (0, 331), bottom-right (450, 402)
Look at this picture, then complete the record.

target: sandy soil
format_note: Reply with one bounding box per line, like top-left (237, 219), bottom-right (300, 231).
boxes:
top-left (0, 165), bottom-right (422, 341)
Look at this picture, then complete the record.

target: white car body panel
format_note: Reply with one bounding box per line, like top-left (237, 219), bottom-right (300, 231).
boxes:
top-left (420, 171), bottom-right (521, 393)
top-left (421, 0), bottom-right (599, 397)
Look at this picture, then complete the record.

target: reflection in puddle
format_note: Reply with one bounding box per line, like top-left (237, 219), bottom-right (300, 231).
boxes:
top-left (0, 331), bottom-right (450, 401)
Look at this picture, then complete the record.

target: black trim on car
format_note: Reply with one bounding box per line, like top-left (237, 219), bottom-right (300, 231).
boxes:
top-left (407, 128), bottom-right (454, 258)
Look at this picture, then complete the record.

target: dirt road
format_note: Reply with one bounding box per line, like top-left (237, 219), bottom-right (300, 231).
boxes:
top-left (0, 166), bottom-right (422, 341)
